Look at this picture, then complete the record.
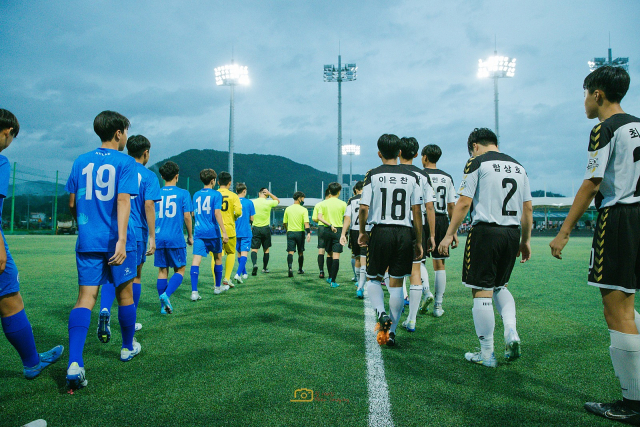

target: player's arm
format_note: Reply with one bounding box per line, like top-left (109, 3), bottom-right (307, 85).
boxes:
top-left (215, 209), bottom-right (229, 243)
top-left (425, 200), bottom-right (436, 252)
top-left (438, 195), bottom-right (472, 257)
top-left (145, 199), bottom-right (157, 255)
top-left (305, 221), bottom-right (311, 242)
top-left (69, 193), bottom-right (77, 221)
top-left (550, 177), bottom-right (601, 259)
top-left (317, 211), bottom-right (333, 230)
top-left (109, 193), bottom-right (131, 266)
top-left (340, 214), bottom-right (351, 246)
top-left (268, 191), bottom-right (280, 204)
top-left (411, 204), bottom-right (424, 260)
top-left (234, 197), bottom-right (242, 220)
top-left (446, 201), bottom-right (459, 249)
top-left (519, 201), bottom-right (533, 263)
top-left (358, 204), bottom-right (369, 246)
top-left (183, 211), bottom-right (193, 246)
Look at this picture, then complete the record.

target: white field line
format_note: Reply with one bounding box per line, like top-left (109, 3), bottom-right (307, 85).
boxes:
top-left (363, 288), bottom-right (394, 427)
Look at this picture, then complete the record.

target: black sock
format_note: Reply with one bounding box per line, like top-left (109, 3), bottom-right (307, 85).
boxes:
top-left (327, 256), bottom-right (333, 274)
top-left (251, 251), bottom-right (257, 266)
top-left (263, 253), bottom-right (270, 269)
top-left (287, 254), bottom-right (293, 270)
top-left (330, 258), bottom-right (340, 282)
top-left (318, 254), bottom-right (324, 271)
top-left (298, 255), bottom-right (304, 270)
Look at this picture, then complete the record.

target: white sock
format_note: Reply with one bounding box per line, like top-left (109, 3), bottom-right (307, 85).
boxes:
top-left (493, 288), bottom-right (517, 339)
top-left (367, 281), bottom-right (386, 315)
top-left (420, 262), bottom-right (431, 295)
top-left (358, 265), bottom-right (366, 291)
top-left (408, 284), bottom-right (422, 322)
top-left (610, 330), bottom-right (640, 400)
top-left (402, 277), bottom-right (408, 300)
top-left (472, 298), bottom-right (495, 359)
top-left (434, 270), bottom-right (446, 305)
top-left (351, 257), bottom-right (356, 277)
top-left (388, 287), bottom-right (404, 334)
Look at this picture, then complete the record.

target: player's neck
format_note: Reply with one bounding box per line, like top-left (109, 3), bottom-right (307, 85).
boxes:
top-left (475, 146), bottom-right (499, 156)
top-left (101, 140), bottom-right (119, 150)
top-left (203, 185), bottom-right (213, 190)
top-left (424, 161), bottom-right (437, 169)
top-left (220, 185), bottom-right (231, 190)
top-left (399, 158), bottom-right (413, 166)
top-left (381, 157), bottom-right (397, 166)
top-left (598, 103), bottom-right (625, 122)
top-left (164, 179), bottom-right (178, 187)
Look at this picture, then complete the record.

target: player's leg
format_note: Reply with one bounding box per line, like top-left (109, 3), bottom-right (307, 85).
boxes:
top-left (367, 227), bottom-right (393, 345)
top-left (329, 232), bottom-right (342, 287)
top-left (223, 238), bottom-right (236, 284)
top-left (155, 249), bottom-right (169, 310)
top-left (213, 251), bottom-right (226, 294)
top-left (298, 248), bottom-right (305, 273)
top-left (115, 275), bottom-right (140, 361)
top-left (351, 255), bottom-right (357, 282)
top-left (165, 263), bottom-right (186, 298)
top-left (357, 254), bottom-right (367, 298)
top-left (433, 259), bottom-right (446, 317)
top-left (235, 238), bottom-right (249, 282)
top-left (386, 227), bottom-right (415, 345)
top-left (250, 227), bottom-right (261, 276)
top-left (132, 239), bottom-right (146, 330)
top-left (262, 230), bottom-right (272, 273)
top-left (97, 282), bottom-right (116, 343)
top-left (466, 288), bottom-right (496, 367)
top-left (250, 249), bottom-right (259, 276)
top-left (419, 223), bottom-right (434, 314)
top-left (190, 252), bottom-right (203, 301)
top-left (403, 261), bottom-right (422, 332)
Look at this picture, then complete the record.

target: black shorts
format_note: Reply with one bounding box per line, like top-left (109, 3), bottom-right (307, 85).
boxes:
top-left (317, 226), bottom-right (328, 249)
top-left (588, 204), bottom-right (640, 293)
top-left (324, 227), bottom-right (344, 254)
top-left (462, 222), bottom-right (520, 290)
top-left (251, 226), bottom-right (272, 250)
top-left (349, 229), bottom-right (363, 257)
top-left (286, 231), bottom-right (305, 253)
top-left (367, 225), bottom-right (415, 279)
top-left (425, 214), bottom-right (450, 260)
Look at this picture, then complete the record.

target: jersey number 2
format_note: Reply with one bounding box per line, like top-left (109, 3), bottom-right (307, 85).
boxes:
top-left (502, 178), bottom-right (517, 216)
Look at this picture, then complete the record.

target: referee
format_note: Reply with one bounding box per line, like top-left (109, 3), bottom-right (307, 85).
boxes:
top-left (283, 192), bottom-right (311, 277)
top-left (250, 188), bottom-right (279, 275)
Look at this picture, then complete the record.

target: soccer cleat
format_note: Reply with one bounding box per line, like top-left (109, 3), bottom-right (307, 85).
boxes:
top-left (214, 285), bottom-right (230, 295)
top-left (120, 338), bottom-right (141, 362)
top-left (433, 304), bottom-right (444, 318)
top-left (404, 298), bottom-right (410, 306)
top-left (387, 332), bottom-right (396, 347)
top-left (288, 269), bottom-right (294, 278)
top-left (330, 282), bottom-right (340, 288)
top-left (402, 319), bottom-right (416, 332)
top-left (251, 266), bottom-right (258, 276)
top-left (135, 323), bottom-right (142, 331)
top-left (23, 345), bottom-right (64, 379)
top-left (242, 273), bottom-right (249, 280)
top-left (319, 271), bottom-right (325, 279)
top-left (298, 269), bottom-right (305, 274)
top-left (351, 276), bottom-right (357, 282)
top-left (66, 362), bottom-right (88, 390)
top-left (584, 401), bottom-right (640, 424)
top-left (97, 308), bottom-right (111, 343)
top-left (505, 329), bottom-right (521, 361)
top-left (234, 274), bottom-right (244, 284)
top-left (356, 289), bottom-right (364, 299)
top-left (223, 278), bottom-right (234, 288)
top-left (464, 351), bottom-right (497, 368)
top-left (419, 293), bottom-right (434, 314)
top-left (159, 293), bottom-right (172, 314)
top-left (326, 278), bottom-right (332, 284)
top-left (262, 268), bottom-right (270, 274)
top-left (191, 291), bottom-right (201, 302)
top-left (22, 420), bottom-right (47, 427)
top-left (375, 312), bottom-right (392, 345)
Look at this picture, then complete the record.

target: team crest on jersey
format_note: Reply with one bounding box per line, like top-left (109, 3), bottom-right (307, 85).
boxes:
top-left (124, 268), bottom-right (131, 275)
top-left (587, 158), bottom-right (599, 173)
top-left (78, 213), bottom-right (89, 225)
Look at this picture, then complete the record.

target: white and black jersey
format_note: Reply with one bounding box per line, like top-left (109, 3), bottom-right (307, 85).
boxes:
top-left (400, 164), bottom-right (436, 224)
top-left (458, 151), bottom-right (532, 227)
top-left (424, 168), bottom-right (456, 216)
top-left (345, 194), bottom-right (361, 231)
top-left (585, 114), bottom-right (640, 209)
top-left (361, 164), bottom-right (422, 228)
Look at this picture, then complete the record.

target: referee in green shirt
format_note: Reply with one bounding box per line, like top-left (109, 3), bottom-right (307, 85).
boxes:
top-left (317, 182), bottom-right (347, 287)
top-left (250, 188), bottom-right (280, 275)
top-left (283, 191), bottom-right (311, 277)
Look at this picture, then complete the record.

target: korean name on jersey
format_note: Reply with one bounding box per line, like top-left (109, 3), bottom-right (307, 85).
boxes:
top-left (423, 169), bottom-right (457, 215)
top-left (458, 152), bottom-right (532, 227)
top-left (401, 164), bottom-right (435, 223)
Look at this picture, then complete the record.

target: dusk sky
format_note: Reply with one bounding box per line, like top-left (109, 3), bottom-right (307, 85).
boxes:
top-left (1, 1), bottom-right (638, 195)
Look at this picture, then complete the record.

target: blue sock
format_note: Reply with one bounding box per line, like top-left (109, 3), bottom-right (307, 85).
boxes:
top-left (214, 264), bottom-right (223, 287)
top-left (190, 266), bottom-right (199, 292)
top-left (165, 273), bottom-right (183, 298)
top-left (68, 307), bottom-right (91, 368)
top-left (118, 304), bottom-right (136, 351)
top-left (2, 310), bottom-right (39, 367)
top-left (157, 278), bottom-right (168, 296)
top-left (132, 282), bottom-right (141, 308)
top-left (100, 283), bottom-right (116, 314)
top-left (237, 256), bottom-right (247, 276)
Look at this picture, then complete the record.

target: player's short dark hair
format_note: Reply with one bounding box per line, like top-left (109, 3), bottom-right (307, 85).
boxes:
top-left (421, 144), bottom-right (442, 163)
top-left (353, 181), bottom-right (364, 193)
top-left (293, 191), bottom-right (305, 201)
top-left (0, 109), bottom-right (19, 137)
top-left (200, 169), bottom-right (216, 185)
top-left (328, 182), bottom-right (342, 196)
top-left (583, 66), bottom-right (630, 104)
top-left (126, 135), bottom-right (150, 159)
top-left (398, 137), bottom-right (419, 160)
top-left (259, 187), bottom-right (268, 193)
top-left (236, 182), bottom-right (247, 194)
top-left (93, 111), bottom-right (130, 142)
top-left (467, 128), bottom-right (497, 156)
top-left (159, 161), bottom-right (179, 182)
top-left (218, 171), bottom-right (232, 186)
top-left (377, 134), bottom-right (400, 160)
top-left (324, 188), bottom-right (331, 198)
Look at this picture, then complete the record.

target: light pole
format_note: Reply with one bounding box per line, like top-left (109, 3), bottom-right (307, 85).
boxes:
top-left (215, 62), bottom-right (249, 186)
top-left (589, 45), bottom-right (628, 71)
top-left (342, 143), bottom-right (360, 191)
top-left (324, 56), bottom-right (357, 186)
top-left (478, 52), bottom-right (516, 144)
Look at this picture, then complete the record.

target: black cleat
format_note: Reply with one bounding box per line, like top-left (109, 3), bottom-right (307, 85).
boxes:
top-left (298, 269), bottom-right (305, 274)
top-left (585, 401), bottom-right (640, 425)
top-left (252, 266), bottom-right (258, 276)
top-left (386, 332), bottom-right (396, 347)
top-left (319, 271), bottom-right (325, 279)
top-left (288, 269), bottom-right (294, 278)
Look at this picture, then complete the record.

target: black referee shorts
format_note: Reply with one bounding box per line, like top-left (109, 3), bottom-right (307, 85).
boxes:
top-left (367, 225), bottom-right (414, 279)
top-left (324, 227), bottom-right (344, 254)
top-left (317, 225), bottom-right (328, 249)
top-left (286, 231), bottom-right (305, 253)
top-left (251, 225), bottom-right (272, 250)
top-left (425, 214), bottom-right (450, 260)
top-left (349, 229), bottom-right (362, 257)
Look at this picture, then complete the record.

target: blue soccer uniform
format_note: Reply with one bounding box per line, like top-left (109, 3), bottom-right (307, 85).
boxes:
top-left (189, 188), bottom-right (223, 293)
top-left (235, 197), bottom-right (255, 277)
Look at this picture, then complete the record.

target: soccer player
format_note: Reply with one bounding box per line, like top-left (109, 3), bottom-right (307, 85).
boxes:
top-left (422, 144), bottom-right (458, 317)
top-left (65, 111), bottom-right (140, 390)
top-left (97, 135), bottom-right (161, 342)
top-left (439, 127), bottom-right (532, 368)
top-left (155, 161), bottom-right (193, 313)
top-left (217, 172), bottom-right (242, 287)
top-left (283, 191), bottom-right (311, 277)
top-left (397, 137), bottom-right (436, 332)
top-left (234, 183), bottom-right (254, 284)
top-left (250, 188), bottom-right (279, 275)
top-left (312, 189), bottom-right (331, 278)
top-left (317, 183), bottom-right (347, 287)
top-left (0, 109), bottom-right (63, 379)
top-left (549, 66), bottom-right (640, 423)
top-left (359, 134), bottom-right (423, 347)
top-left (340, 181), bottom-right (366, 298)
top-left (190, 169), bottom-right (228, 299)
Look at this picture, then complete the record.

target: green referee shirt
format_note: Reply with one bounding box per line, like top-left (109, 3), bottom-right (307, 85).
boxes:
top-left (321, 197), bottom-right (347, 228)
top-left (312, 201), bottom-right (327, 227)
top-left (252, 198), bottom-right (278, 227)
top-left (283, 204), bottom-right (309, 232)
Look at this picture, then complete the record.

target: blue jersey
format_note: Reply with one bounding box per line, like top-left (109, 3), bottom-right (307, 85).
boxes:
top-left (0, 155), bottom-right (11, 254)
top-left (193, 188), bottom-right (222, 239)
top-left (65, 148), bottom-right (138, 253)
top-left (236, 197), bottom-right (255, 238)
top-left (130, 163), bottom-right (162, 242)
top-left (155, 186), bottom-right (192, 249)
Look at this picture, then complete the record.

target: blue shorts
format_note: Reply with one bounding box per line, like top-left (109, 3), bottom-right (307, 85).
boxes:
top-left (76, 251), bottom-right (137, 287)
top-left (137, 240), bottom-right (148, 266)
top-left (154, 247), bottom-right (187, 268)
top-left (0, 252), bottom-right (19, 297)
top-left (193, 238), bottom-right (222, 257)
top-left (236, 237), bottom-right (251, 253)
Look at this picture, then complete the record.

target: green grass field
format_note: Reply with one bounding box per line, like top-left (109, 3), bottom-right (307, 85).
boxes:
top-left (0, 235), bottom-right (630, 426)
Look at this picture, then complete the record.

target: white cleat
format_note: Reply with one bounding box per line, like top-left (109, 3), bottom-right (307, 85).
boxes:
top-left (214, 285), bottom-right (230, 295)
top-left (433, 304), bottom-right (444, 318)
top-left (120, 338), bottom-right (142, 362)
top-left (135, 323), bottom-right (142, 331)
top-left (234, 274), bottom-right (244, 284)
top-left (66, 362), bottom-right (88, 390)
top-left (402, 319), bottom-right (416, 332)
top-left (191, 291), bottom-right (202, 301)
top-left (505, 329), bottom-right (521, 361)
top-left (241, 273), bottom-right (249, 280)
top-left (223, 278), bottom-right (234, 288)
top-left (464, 350), bottom-right (497, 368)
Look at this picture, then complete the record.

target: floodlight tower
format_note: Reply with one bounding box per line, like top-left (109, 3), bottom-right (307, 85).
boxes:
top-left (215, 61), bottom-right (249, 186)
top-left (588, 38), bottom-right (629, 71)
top-left (478, 51), bottom-right (516, 144)
top-left (342, 142), bottom-right (360, 189)
top-left (324, 55), bottom-right (357, 186)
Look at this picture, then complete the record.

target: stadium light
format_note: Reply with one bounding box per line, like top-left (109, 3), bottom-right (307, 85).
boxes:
top-left (478, 51), bottom-right (516, 144)
top-left (342, 142), bottom-right (360, 190)
top-left (215, 62), bottom-right (249, 186)
top-left (324, 55), bottom-right (357, 187)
